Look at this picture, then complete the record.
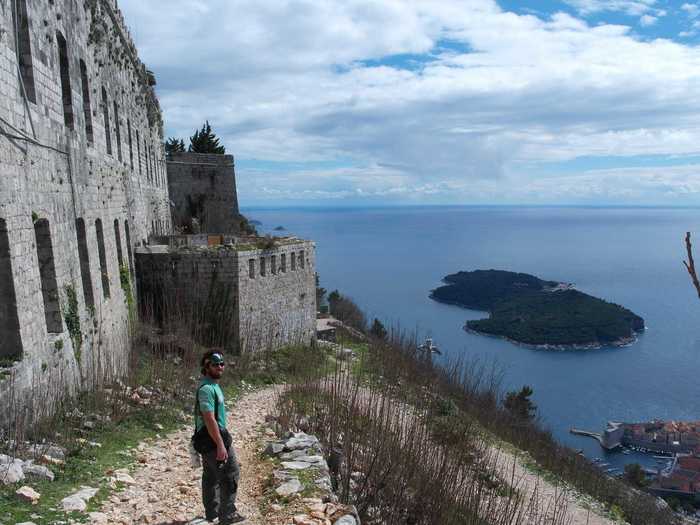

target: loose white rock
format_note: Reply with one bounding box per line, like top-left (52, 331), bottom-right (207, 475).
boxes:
top-left (16, 485), bottom-right (40, 504)
top-left (61, 486), bottom-right (99, 512)
top-left (275, 477), bottom-right (303, 496)
top-left (0, 458), bottom-right (25, 484)
top-left (113, 469), bottom-right (136, 485)
top-left (22, 462), bottom-right (55, 481)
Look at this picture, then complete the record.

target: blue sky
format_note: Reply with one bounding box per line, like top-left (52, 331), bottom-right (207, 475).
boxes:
top-left (120, 0), bottom-right (700, 206)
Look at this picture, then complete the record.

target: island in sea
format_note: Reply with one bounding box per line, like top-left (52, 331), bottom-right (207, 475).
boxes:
top-left (430, 269), bottom-right (645, 348)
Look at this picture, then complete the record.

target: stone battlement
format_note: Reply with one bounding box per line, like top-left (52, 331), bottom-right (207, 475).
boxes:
top-left (135, 238), bottom-right (317, 353)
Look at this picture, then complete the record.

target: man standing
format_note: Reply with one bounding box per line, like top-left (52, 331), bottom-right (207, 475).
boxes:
top-left (195, 351), bottom-right (244, 524)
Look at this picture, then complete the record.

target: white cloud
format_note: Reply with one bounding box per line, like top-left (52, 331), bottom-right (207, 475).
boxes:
top-left (118, 0), bottom-right (700, 204)
top-left (639, 14), bottom-right (657, 26)
top-left (682, 2), bottom-right (700, 18)
top-left (563, 0), bottom-right (657, 16)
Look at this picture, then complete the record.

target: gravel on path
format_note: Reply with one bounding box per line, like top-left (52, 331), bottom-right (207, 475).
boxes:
top-left (94, 385), bottom-right (281, 525)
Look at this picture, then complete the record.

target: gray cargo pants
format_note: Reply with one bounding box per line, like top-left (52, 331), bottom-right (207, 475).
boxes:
top-left (201, 445), bottom-right (240, 524)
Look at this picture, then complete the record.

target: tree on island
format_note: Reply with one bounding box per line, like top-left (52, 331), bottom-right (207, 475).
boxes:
top-left (189, 121), bottom-right (226, 154)
top-left (503, 386), bottom-right (537, 421)
top-left (370, 318), bottom-right (387, 340)
top-left (165, 137), bottom-right (185, 154)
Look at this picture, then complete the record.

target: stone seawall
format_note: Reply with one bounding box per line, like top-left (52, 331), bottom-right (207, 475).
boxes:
top-left (0, 0), bottom-right (170, 422)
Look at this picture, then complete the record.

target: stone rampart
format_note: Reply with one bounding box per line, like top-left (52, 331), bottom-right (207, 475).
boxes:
top-left (237, 240), bottom-right (317, 353)
top-left (167, 152), bottom-right (240, 234)
top-left (134, 239), bottom-right (316, 354)
top-left (0, 0), bottom-right (171, 422)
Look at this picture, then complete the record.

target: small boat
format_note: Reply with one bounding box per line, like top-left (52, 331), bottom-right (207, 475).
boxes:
top-left (418, 338), bottom-right (442, 355)
top-left (622, 450), bottom-right (632, 455)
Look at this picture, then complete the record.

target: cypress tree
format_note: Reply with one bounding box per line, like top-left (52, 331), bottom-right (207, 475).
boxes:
top-left (165, 137), bottom-right (185, 154)
top-left (189, 121), bottom-right (226, 154)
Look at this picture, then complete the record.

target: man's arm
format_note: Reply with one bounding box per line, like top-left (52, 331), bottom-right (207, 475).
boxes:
top-left (202, 410), bottom-right (228, 462)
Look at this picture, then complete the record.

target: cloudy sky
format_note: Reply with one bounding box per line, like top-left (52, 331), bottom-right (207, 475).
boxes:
top-left (120, 0), bottom-right (700, 206)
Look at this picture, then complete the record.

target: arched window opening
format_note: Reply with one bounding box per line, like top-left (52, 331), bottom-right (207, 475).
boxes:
top-left (11, 0), bottom-right (36, 103)
top-left (95, 219), bottom-right (110, 298)
top-left (75, 218), bottom-right (94, 311)
top-left (79, 60), bottom-right (93, 144)
top-left (113, 101), bottom-right (122, 161)
top-left (281, 253), bottom-right (286, 273)
top-left (299, 250), bottom-right (305, 270)
top-left (34, 219), bottom-right (62, 333)
top-left (56, 32), bottom-right (74, 129)
top-left (114, 219), bottom-right (124, 270)
top-left (136, 129), bottom-right (142, 176)
top-left (124, 220), bottom-right (134, 277)
top-left (260, 257), bottom-right (266, 277)
top-left (291, 252), bottom-right (296, 271)
top-left (248, 259), bottom-right (255, 279)
top-left (0, 219), bottom-right (23, 360)
top-left (145, 141), bottom-right (151, 182)
top-left (101, 88), bottom-right (112, 155)
top-left (127, 119), bottom-right (133, 169)
top-left (271, 255), bottom-right (277, 275)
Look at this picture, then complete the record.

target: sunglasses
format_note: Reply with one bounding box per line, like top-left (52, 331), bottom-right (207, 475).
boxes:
top-left (211, 362), bottom-right (225, 368)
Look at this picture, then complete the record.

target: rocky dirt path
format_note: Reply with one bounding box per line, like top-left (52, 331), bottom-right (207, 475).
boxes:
top-left (94, 385), bottom-right (281, 525)
top-left (92, 380), bottom-right (614, 525)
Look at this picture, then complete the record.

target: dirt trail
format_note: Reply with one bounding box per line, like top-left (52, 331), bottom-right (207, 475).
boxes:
top-left (93, 382), bottom-right (614, 525)
top-left (94, 386), bottom-right (281, 525)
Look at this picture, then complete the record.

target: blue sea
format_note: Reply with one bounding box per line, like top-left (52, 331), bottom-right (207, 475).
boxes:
top-left (245, 206), bottom-right (700, 470)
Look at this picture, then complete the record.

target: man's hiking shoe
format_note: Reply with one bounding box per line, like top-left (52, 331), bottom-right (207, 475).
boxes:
top-left (222, 513), bottom-right (246, 524)
top-left (187, 519), bottom-right (215, 525)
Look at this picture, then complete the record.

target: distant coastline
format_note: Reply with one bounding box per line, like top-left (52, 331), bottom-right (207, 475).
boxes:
top-left (430, 269), bottom-right (645, 349)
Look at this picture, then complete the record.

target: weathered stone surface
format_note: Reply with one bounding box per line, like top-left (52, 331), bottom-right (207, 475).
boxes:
top-left (22, 462), bottom-right (55, 481)
top-left (27, 444), bottom-right (66, 461)
top-left (0, 0), bottom-right (170, 424)
top-left (275, 477), bottom-right (303, 496)
top-left (265, 442), bottom-right (285, 456)
top-left (0, 458), bottom-right (24, 484)
top-left (15, 485), bottom-right (40, 504)
top-left (335, 515), bottom-right (358, 525)
top-left (61, 486), bottom-right (99, 512)
top-left (284, 433), bottom-right (320, 451)
top-left (281, 461), bottom-right (313, 470)
top-left (135, 238), bottom-right (317, 354)
top-left (112, 468), bottom-right (136, 485)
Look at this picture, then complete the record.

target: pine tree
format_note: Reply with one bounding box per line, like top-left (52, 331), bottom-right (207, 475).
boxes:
top-left (165, 137), bottom-right (185, 154)
top-left (503, 386), bottom-right (537, 421)
top-left (188, 121), bottom-right (225, 154)
top-left (370, 318), bottom-right (387, 340)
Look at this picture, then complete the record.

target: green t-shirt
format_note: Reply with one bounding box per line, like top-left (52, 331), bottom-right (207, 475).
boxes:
top-left (194, 378), bottom-right (227, 432)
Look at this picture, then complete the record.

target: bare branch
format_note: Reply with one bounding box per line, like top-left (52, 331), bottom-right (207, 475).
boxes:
top-left (684, 232), bottom-right (700, 300)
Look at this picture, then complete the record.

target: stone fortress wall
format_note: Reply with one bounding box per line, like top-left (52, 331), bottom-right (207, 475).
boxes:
top-left (0, 0), bottom-right (171, 419)
top-left (167, 152), bottom-right (240, 234)
top-left (134, 239), bottom-right (317, 354)
top-left (136, 151), bottom-right (317, 354)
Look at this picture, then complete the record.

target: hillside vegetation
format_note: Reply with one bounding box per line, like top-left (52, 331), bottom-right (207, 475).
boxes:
top-left (431, 269), bottom-right (645, 347)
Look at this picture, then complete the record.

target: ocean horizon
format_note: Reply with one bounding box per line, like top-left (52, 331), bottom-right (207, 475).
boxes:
top-left (246, 205), bottom-right (700, 472)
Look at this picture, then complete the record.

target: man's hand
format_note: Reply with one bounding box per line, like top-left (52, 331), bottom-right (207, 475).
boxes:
top-left (216, 443), bottom-right (229, 462)
top-left (202, 410), bottom-right (227, 460)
